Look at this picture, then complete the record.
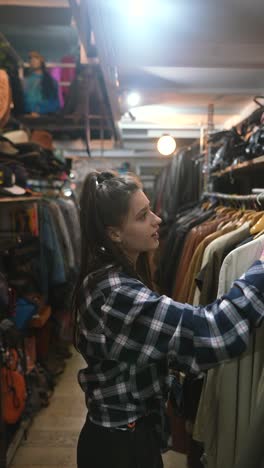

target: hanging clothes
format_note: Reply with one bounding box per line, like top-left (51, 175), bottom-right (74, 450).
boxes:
top-left (38, 197), bottom-right (80, 309)
top-left (154, 190), bottom-right (264, 467)
top-left (172, 216), bottom-right (230, 301)
top-left (157, 206), bottom-right (214, 295)
top-left (57, 198), bottom-right (80, 267)
top-left (152, 146), bottom-right (203, 222)
top-left (47, 200), bottom-right (75, 274)
top-left (193, 233), bottom-right (264, 468)
top-left (234, 367), bottom-right (264, 468)
top-left (39, 201), bottom-right (67, 299)
top-left (193, 222), bottom-right (251, 305)
top-left (176, 223), bottom-right (234, 304)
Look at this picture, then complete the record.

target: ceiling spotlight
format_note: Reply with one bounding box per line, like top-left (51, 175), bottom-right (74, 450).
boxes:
top-left (127, 0), bottom-right (154, 18)
top-left (130, 0), bottom-right (145, 17)
top-left (127, 92), bottom-right (141, 107)
top-left (157, 134), bottom-right (176, 156)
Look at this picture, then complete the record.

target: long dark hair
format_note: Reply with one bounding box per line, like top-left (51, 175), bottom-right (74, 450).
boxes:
top-left (40, 63), bottom-right (58, 100)
top-left (72, 170), bottom-right (152, 329)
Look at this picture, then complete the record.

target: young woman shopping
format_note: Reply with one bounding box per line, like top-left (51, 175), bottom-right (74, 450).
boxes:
top-left (73, 171), bottom-right (264, 468)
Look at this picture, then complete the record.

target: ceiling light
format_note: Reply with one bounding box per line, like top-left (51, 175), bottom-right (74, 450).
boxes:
top-left (127, 92), bottom-right (141, 108)
top-left (63, 189), bottom-right (73, 198)
top-left (116, 0), bottom-right (164, 21)
top-left (128, 0), bottom-right (147, 17)
top-left (131, 0), bottom-right (145, 18)
top-left (157, 134), bottom-right (176, 156)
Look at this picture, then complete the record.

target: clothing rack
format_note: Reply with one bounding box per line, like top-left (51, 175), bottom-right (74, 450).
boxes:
top-left (0, 195), bottom-right (42, 468)
top-left (204, 191), bottom-right (262, 201)
top-left (203, 191), bottom-right (264, 209)
top-left (251, 189), bottom-right (264, 195)
top-left (27, 179), bottom-right (70, 198)
top-left (27, 179), bottom-right (65, 189)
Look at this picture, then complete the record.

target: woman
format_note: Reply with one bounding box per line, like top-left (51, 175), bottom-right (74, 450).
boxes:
top-left (73, 171), bottom-right (264, 468)
top-left (23, 51), bottom-right (60, 115)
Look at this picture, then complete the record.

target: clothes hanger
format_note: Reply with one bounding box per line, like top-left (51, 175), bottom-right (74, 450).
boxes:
top-left (217, 210), bottom-right (242, 230)
top-left (233, 209), bottom-right (254, 228)
top-left (238, 210), bottom-right (257, 223)
top-left (215, 205), bottom-right (225, 213)
top-left (250, 214), bottom-right (264, 234)
top-left (250, 194), bottom-right (264, 234)
top-left (216, 207), bottom-right (236, 215)
top-left (253, 227), bottom-right (264, 239)
top-left (245, 211), bottom-right (263, 223)
top-left (202, 201), bottom-right (211, 211)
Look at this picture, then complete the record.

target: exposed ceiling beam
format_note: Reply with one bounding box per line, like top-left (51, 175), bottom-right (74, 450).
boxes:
top-left (115, 43), bottom-right (264, 69)
top-left (68, 0), bottom-right (122, 143)
top-left (83, 0), bottom-right (121, 122)
top-left (120, 87), bottom-right (264, 96)
top-left (123, 106), bottom-right (254, 115)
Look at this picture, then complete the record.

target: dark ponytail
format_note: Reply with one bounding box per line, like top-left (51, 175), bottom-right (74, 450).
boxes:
top-left (72, 171), bottom-right (152, 341)
top-left (78, 170), bottom-right (139, 282)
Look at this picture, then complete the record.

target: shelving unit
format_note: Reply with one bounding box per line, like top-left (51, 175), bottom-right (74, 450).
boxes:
top-left (210, 153), bottom-right (264, 195)
top-left (211, 155), bottom-right (264, 178)
top-left (0, 195), bottom-right (43, 468)
top-left (0, 197), bottom-right (41, 203)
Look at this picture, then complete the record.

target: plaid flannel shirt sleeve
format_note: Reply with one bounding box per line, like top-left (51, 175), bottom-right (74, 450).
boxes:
top-left (102, 261), bottom-right (264, 374)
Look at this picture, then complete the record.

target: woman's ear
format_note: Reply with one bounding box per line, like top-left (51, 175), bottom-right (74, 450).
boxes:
top-left (107, 226), bottom-right (122, 244)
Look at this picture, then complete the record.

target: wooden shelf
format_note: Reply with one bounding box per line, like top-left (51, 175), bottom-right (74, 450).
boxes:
top-left (0, 196), bottom-right (42, 203)
top-left (20, 114), bottom-right (85, 131)
top-left (211, 155), bottom-right (264, 178)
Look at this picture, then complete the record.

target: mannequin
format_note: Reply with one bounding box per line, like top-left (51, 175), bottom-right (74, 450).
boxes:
top-left (23, 51), bottom-right (60, 116)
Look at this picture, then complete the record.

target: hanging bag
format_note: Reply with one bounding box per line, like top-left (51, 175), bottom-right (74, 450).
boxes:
top-left (1, 348), bottom-right (26, 424)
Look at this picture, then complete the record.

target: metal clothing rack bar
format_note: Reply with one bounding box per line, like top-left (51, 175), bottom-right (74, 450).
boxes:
top-left (203, 191), bottom-right (264, 209)
top-left (251, 189), bottom-right (264, 194)
top-left (27, 180), bottom-right (66, 195)
top-left (203, 191), bottom-right (260, 202)
top-left (27, 179), bottom-right (65, 188)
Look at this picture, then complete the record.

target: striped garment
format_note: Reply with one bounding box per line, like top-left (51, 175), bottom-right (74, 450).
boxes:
top-left (77, 261), bottom-right (264, 449)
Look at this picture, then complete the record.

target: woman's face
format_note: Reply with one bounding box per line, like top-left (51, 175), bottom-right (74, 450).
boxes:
top-left (30, 56), bottom-right (42, 70)
top-left (111, 189), bottom-right (162, 263)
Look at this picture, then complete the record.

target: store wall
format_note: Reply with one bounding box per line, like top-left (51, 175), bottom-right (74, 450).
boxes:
top-left (71, 155), bottom-right (170, 199)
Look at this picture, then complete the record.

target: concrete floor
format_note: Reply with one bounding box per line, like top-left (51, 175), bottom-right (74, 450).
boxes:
top-left (10, 350), bottom-right (187, 468)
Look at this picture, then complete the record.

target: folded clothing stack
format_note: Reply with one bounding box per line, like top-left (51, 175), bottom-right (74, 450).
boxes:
top-left (0, 130), bottom-right (67, 195)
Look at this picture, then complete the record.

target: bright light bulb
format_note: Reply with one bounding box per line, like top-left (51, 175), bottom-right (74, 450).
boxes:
top-left (119, 0), bottom-right (161, 21)
top-left (129, 0), bottom-right (145, 17)
top-left (127, 92), bottom-right (141, 107)
top-left (157, 135), bottom-right (176, 156)
top-left (64, 189), bottom-right (72, 197)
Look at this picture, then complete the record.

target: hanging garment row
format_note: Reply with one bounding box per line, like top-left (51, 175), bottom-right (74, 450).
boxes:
top-left (152, 145), bottom-right (204, 222)
top-left (0, 196), bottom-right (80, 316)
top-left (156, 192), bottom-right (264, 468)
top-left (0, 193), bottom-right (80, 468)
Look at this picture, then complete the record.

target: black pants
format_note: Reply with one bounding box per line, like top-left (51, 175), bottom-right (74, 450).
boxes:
top-left (77, 416), bottom-right (164, 468)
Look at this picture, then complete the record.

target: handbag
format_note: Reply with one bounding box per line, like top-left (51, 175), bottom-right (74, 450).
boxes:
top-left (1, 348), bottom-right (26, 424)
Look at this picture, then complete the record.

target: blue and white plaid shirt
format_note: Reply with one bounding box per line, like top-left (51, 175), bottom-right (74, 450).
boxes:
top-left (77, 261), bottom-right (264, 446)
